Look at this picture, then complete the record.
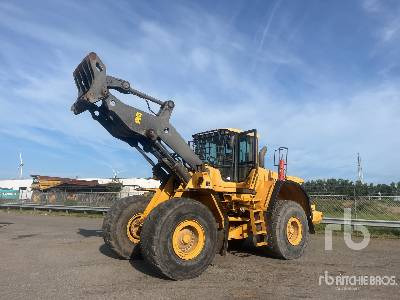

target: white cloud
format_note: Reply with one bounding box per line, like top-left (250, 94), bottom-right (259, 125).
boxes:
top-left (382, 18), bottom-right (400, 42)
top-left (0, 1), bottom-right (399, 183)
top-left (257, 0), bottom-right (283, 52)
top-left (362, 0), bottom-right (382, 13)
top-left (361, 0), bottom-right (400, 43)
top-left (189, 48), bottom-right (211, 71)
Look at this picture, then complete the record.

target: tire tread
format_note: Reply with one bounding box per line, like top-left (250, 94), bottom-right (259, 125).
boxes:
top-left (102, 194), bottom-right (151, 259)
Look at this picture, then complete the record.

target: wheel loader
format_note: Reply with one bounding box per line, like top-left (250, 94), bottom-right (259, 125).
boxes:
top-left (71, 52), bottom-right (323, 280)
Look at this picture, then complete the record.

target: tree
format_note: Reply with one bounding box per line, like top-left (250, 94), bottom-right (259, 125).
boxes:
top-left (303, 179), bottom-right (399, 196)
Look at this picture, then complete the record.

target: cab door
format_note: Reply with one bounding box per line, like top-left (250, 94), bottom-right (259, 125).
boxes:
top-left (236, 129), bottom-right (258, 182)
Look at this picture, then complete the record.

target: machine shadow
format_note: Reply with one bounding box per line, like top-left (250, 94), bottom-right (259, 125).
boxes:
top-left (99, 243), bottom-right (124, 260)
top-left (98, 243), bottom-right (167, 279)
top-left (78, 228), bottom-right (103, 237)
top-left (0, 222), bottom-right (13, 229)
top-left (129, 259), bottom-right (167, 280)
top-left (227, 240), bottom-right (277, 259)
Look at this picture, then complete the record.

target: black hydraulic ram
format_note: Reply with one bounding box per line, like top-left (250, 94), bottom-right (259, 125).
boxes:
top-left (71, 52), bottom-right (202, 184)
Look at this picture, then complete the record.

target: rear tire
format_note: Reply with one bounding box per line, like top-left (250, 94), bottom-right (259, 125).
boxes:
top-left (140, 198), bottom-right (218, 280)
top-left (264, 200), bottom-right (309, 259)
top-left (102, 194), bottom-right (151, 259)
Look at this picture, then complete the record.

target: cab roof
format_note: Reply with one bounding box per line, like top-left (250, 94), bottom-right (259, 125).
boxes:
top-left (192, 128), bottom-right (258, 138)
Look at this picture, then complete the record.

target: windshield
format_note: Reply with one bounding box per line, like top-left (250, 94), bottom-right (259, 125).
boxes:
top-left (192, 130), bottom-right (235, 180)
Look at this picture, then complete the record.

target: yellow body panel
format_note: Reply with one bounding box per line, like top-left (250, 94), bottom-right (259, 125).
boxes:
top-left (228, 223), bottom-right (248, 239)
top-left (135, 164), bottom-right (322, 246)
top-left (31, 179), bottom-right (63, 191)
top-left (311, 204), bottom-right (323, 224)
top-left (142, 177), bottom-right (176, 217)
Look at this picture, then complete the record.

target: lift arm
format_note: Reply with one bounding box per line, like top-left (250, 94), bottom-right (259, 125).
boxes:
top-left (71, 52), bottom-right (202, 184)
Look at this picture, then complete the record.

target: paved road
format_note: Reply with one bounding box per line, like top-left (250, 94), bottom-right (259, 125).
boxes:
top-left (0, 211), bottom-right (399, 299)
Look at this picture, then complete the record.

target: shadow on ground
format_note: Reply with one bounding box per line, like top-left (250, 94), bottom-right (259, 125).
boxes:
top-left (129, 259), bottom-right (166, 279)
top-left (78, 228), bottom-right (103, 237)
top-left (98, 238), bottom-right (279, 279)
top-left (0, 222), bottom-right (13, 229)
top-left (99, 243), bottom-right (167, 279)
top-left (12, 233), bottom-right (39, 240)
top-left (227, 239), bottom-right (278, 259)
top-left (99, 243), bottom-right (124, 260)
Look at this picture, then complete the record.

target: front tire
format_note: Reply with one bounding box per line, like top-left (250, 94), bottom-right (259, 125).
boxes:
top-left (265, 200), bottom-right (309, 259)
top-left (102, 195), bottom-right (151, 259)
top-left (140, 198), bottom-right (218, 280)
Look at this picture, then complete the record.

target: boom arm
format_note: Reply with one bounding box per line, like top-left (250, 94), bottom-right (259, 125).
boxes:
top-left (71, 52), bottom-right (202, 184)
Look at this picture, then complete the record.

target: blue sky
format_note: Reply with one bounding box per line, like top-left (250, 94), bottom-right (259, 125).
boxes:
top-left (0, 0), bottom-right (399, 183)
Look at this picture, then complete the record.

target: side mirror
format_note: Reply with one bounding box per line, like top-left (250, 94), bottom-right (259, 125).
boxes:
top-left (259, 146), bottom-right (267, 168)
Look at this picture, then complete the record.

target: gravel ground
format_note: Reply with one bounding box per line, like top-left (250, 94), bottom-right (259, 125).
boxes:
top-left (0, 210), bottom-right (399, 299)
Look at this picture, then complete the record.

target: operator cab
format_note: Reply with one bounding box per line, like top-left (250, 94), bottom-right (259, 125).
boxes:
top-left (191, 128), bottom-right (258, 182)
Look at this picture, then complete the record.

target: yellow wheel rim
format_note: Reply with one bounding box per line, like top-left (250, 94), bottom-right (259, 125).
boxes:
top-left (286, 216), bottom-right (303, 246)
top-left (126, 214), bottom-right (143, 243)
top-left (172, 220), bottom-right (205, 260)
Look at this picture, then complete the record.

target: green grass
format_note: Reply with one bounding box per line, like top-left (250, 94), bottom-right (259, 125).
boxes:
top-left (313, 198), bottom-right (400, 221)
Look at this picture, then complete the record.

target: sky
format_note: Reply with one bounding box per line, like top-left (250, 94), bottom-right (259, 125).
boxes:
top-left (0, 0), bottom-right (399, 183)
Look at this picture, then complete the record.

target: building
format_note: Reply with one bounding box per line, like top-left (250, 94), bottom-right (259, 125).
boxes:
top-left (0, 177), bottom-right (160, 200)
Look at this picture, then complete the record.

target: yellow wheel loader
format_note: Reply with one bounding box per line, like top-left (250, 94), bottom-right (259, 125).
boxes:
top-left (71, 52), bottom-right (323, 280)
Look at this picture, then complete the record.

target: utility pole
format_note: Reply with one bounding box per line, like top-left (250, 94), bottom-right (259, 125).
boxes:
top-left (354, 152), bottom-right (364, 220)
top-left (357, 153), bottom-right (364, 184)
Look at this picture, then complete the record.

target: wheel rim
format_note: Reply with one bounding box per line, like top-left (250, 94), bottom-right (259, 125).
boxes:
top-left (172, 220), bottom-right (205, 260)
top-left (286, 216), bottom-right (303, 246)
top-left (126, 214), bottom-right (143, 243)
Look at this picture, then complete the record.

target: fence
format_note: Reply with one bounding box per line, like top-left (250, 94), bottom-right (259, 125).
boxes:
top-left (1, 193), bottom-right (400, 225)
top-left (0, 191), bottom-right (143, 208)
top-left (309, 195), bottom-right (400, 222)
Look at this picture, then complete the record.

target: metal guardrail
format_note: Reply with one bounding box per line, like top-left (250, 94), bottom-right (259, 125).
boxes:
top-left (0, 203), bottom-right (108, 213)
top-left (1, 202), bottom-right (400, 229)
top-left (322, 217), bottom-right (400, 228)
